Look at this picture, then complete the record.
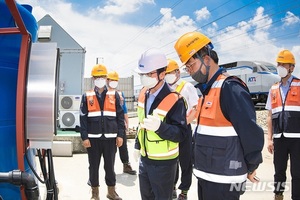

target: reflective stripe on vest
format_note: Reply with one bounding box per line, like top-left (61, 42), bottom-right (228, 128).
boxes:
top-left (271, 79), bottom-right (300, 138)
top-left (86, 91), bottom-right (117, 117)
top-left (195, 74), bottom-right (246, 183)
top-left (87, 91), bottom-right (101, 117)
top-left (193, 168), bottom-right (247, 184)
top-left (86, 90), bottom-right (118, 138)
top-left (137, 88), bottom-right (180, 160)
top-left (198, 125), bottom-right (237, 136)
top-left (196, 75), bottom-right (237, 136)
top-left (103, 91), bottom-right (117, 117)
top-left (88, 133), bottom-right (117, 138)
top-left (175, 80), bottom-right (187, 93)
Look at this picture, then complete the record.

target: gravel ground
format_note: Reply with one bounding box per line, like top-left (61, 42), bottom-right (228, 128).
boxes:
top-left (256, 110), bottom-right (269, 131)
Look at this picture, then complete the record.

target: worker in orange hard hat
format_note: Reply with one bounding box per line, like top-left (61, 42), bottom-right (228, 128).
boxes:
top-left (174, 32), bottom-right (264, 200)
top-left (107, 70), bottom-right (137, 175)
top-left (80, 64), bottom-right (124, 200)
top-left (165, 59), bottom-right (199, 200)
top-left (266, 50), bottom-right (299, 200)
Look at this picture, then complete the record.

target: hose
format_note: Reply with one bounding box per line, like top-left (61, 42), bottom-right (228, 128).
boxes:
top-left (37, 149), bottom-right (59, 200)
top-left (25, 148), bottom-right (59, 200)
top-left (0, 170), bottom-right (39, 200)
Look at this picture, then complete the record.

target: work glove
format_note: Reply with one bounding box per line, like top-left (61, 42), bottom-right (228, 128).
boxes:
top-left (143, 112), bottom-right (161, 132)
top-left (133, 149), bottom-right (141, 162)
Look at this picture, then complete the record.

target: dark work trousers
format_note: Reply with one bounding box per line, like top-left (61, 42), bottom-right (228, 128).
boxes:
top-left (118, 131), bottom-right (129, 164)
top-left (174, 124), bottom-right (193, 191)
top-left (139, 160), bottom-right (177, 200)
top-left (273, 137), bottom-right (300, 199)
top-left (87, 138), bottom-right (117, 187)
top-left (197, 178), bottom-right (244, 200)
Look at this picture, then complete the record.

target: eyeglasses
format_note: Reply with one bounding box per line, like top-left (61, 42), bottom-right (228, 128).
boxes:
top-left (183, 61), bottom-right (197, 72)
top-left (138, 71), bottom-right (157, 77)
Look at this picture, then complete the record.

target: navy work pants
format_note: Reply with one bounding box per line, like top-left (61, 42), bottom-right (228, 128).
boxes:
top-left (197, 178), bottom-right (244, 200)
top-left (118, 132), bottom-right (129, 164)
top-left (273, 137), bottom-right (300, 199)
top-left (139, 160), bottom-right (177, 200)
top-left (87, 138), bottom-right (117, 187)
top-left (174, 124), bottom-right (193, 191)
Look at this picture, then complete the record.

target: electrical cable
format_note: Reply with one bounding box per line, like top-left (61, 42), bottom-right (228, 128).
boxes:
top-left (36, 149), bottom-right (58, 200)
top-left (113, 0), bottom-right (183, 54)
top-left (163, 0), bottom-right (300, 60)
top-left (209, 0), bottom-right (300, 40)
top-left (118, 0), bottom-right (263, 69)
top-left (24, 147), bottom-right (46, 184)
top-left (47, 149), bottom-right (59, 200)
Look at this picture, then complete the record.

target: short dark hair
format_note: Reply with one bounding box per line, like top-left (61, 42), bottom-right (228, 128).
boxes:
top-left (156, 66), bottom-right (167, 75)
top-left (210, 50), bottom-right (219, 64)
top-left (193, 47), bottom-right (219, 64)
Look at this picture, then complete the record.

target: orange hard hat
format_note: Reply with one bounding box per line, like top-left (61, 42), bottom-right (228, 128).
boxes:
top-left (91, 64), bottom-right (107, 76)
top-left (174, 31), bottom-right (211, 64)
top-left (276, 50), bottom-right (295, 65)
top-left (166, 59), bottom-right (179, 73)
top-left (107, 70), bottom-right (119, 81)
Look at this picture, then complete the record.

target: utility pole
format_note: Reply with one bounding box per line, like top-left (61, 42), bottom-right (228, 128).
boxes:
top-left (96, 57), bottom-right (104, 64)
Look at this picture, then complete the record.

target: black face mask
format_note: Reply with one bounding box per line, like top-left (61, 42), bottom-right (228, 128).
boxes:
top-left (191, 63), bottom-right (210, 83)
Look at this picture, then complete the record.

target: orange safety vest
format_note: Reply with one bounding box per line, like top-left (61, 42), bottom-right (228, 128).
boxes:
top-left (270, 78), bottom-right (300, 138)
top-left (86, 90), bottom-right (118, 138)
top-left (196, 75), bottom-right (237, 136)
top-left (193, 74), bottom-right (248, 184)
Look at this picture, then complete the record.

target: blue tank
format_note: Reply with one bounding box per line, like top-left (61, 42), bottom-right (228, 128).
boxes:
top-left (0, 0), bottom-right (38, 199)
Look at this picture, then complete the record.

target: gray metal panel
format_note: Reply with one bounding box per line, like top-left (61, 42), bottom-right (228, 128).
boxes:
top-left (26, 43), bottom-right (58, 148)
top-left (58, 50), bottom-right (84, 95)
top-left (118, 76), bottom-right (134, 111)
top-left (38, 15), bottom-right (85, 96)
top-left (83, 78), bottom-right (93, 91)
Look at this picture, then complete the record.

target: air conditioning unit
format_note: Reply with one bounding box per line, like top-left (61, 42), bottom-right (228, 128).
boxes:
top-left (59, 95), bottom-right (81, 111)
top-left (59, 110), bottom-right (80, 129)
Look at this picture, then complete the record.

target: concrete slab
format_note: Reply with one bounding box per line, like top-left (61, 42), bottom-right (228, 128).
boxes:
top-left (52, 141), bottom-right (73, 157)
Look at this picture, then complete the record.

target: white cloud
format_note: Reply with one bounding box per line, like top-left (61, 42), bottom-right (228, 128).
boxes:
top-left (291, 46), bottom-right (300, 78)
top-left (215, 6), bottom-right (276, 64)
top-left (12, 0), bottom-right (300, 80)
top-left (248, 7), bottom-right (272, 42)
top-left (206, 22), bottom-right (218, 36)
top-left (94, 0), bottom-right (155, 16)
top-left (194, 7), bottom-right (210, 21)
top-left (282, 11), bottom-right (300, 27)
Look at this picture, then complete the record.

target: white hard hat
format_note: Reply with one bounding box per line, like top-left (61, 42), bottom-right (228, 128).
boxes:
top-left (136, 48), bottom-right (168, 73)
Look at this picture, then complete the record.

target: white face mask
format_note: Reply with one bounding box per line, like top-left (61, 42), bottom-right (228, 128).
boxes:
top-left (277, 66), bottom-right (288, 78)
top-left (109, 81), bottom-right (118, 89)
top-left (94, 78), bottom-right (106, 88)
top-left (140, 75), bottom-right (158, 89)
top-left (165, 73), bottom-right (177, 85)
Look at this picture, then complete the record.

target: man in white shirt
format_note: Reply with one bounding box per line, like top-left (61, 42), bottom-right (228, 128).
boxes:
top-left (265, 49), bottom-right (300, 200)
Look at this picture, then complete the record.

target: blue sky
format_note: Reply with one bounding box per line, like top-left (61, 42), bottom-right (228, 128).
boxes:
top-left (18, 0), bottom-right (300, 81)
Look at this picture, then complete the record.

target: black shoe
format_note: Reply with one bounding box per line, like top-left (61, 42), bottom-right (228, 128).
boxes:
top-left (123, 163), bottom-right (137, 175)
top-left (177, 194), bottom-right (187, 200)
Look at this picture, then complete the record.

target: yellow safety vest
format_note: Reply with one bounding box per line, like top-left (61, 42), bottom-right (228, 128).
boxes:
top-left (137, 88), bottom-right (180, 160)
top-left (175, 80), bottom-right (187, 93)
